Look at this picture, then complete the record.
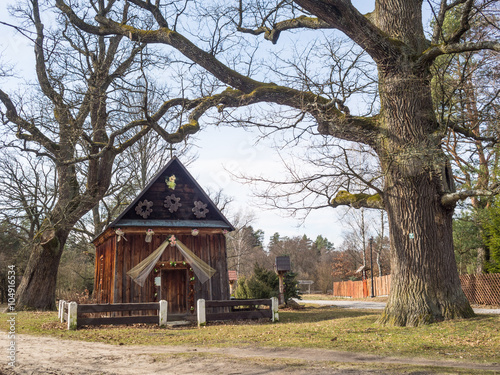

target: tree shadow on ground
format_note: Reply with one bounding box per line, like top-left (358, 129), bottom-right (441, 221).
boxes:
top-left (280, 306), bottom-right (379, 324)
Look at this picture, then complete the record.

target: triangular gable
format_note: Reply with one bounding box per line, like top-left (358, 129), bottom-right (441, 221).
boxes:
top-left (106, 157), bottom-right (234, 230)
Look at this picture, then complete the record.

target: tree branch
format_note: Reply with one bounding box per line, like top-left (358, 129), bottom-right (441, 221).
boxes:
top-left (32, 0), bottom-right (67, 109)
top-left (293, 0), bottom-right (401, 64)
top-left (330, 190), bottom-right (384, 210)
top-left (126, 0), bottom-right (169, 28)
top-left (442, 187), bottom-right (500, 206)
top-left (446, 120), bottom-right (499, 143)
top-left (58, 97), bottom-right (198, 164)
top-left (177, 86), bottom-right (380, 146)
top-left (54, 0), bottom-right (103, 36)
top-left (56, 0), bottom-right (263, 93)
top-left (237, 15), bottom-right (333, 44)
top-left (418, 41), bottom-right (500, 67)
top-left (56, 0), bottom-right (381, 147)
top-left (448, 0), bottom-right (474, 44)
top-left (0, 89), bottom-right (60, 155)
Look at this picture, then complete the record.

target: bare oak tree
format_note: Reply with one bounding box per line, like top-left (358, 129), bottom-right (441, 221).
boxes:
top-left (0, 0), bottom-right (201, 310)
top-left (51, 0), bottom-right (500, 325)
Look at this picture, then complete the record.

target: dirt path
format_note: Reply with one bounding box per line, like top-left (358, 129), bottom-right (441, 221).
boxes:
top-left (1, 334), bottom-right (499, 375)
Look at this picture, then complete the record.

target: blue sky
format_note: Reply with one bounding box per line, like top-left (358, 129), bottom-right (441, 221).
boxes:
top-left (187, 126), bottom-right (347, 246)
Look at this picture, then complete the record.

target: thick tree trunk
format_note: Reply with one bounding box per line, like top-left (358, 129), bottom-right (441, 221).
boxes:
top-left (363, 0), bottom-right (475, 325)
top-left (379, 175), bottom-right (475, 325)
top-left (377, 69), bottom-right (475, 326)
top-left (15, 225), bottom-right (69, 310)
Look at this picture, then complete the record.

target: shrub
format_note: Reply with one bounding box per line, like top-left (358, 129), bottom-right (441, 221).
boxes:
top-left (234, 276), bottom-right (251, 299)
top-left (234, 264), bottom-right (301, 303)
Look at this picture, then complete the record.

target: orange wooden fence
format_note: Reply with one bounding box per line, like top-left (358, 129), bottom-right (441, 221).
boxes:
top-left (333, 274), bottom-right (500, 305)
top-left (332, 275), bottom-right (391, 298)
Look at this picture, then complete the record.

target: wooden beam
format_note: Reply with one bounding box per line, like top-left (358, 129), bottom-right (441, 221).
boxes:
top-left (205, 299), bottom-right (271, 308)
top-left (206, 311), bottom-right (272, 321)
top-left (78, 315), bottom-right (159, 327)
top-left (78, 302), bottom-right (159, 313)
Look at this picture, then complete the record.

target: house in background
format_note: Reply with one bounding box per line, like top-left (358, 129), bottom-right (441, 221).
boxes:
top-left (228, 270), bottom-right (238, 296)
top-left (92, 157), bottom-right (234, 316)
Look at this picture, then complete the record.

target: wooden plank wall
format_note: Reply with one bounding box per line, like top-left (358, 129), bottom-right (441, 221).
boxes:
top-left (93, 239), bottom-right (116, 304)
top-left (106, 230), bottom-right (229, 310)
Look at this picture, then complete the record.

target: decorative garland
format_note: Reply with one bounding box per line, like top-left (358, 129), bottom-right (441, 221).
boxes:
top-left (153, 262), bottom-right (196, 313)
top-left (135, 199), bottom-right (153, 219)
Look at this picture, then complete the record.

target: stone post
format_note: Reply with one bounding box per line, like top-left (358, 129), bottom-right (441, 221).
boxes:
top-left (197, 299), bottom-right (206, 327)
top-left (67, 302), bottom-right (78, 330)
top-left (159, 300), bottom-right (168, 327)
top-left (271, 297), bottom-right (279, 322)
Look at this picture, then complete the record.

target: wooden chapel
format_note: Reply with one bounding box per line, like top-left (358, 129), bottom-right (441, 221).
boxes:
top-left (92, 157), bottom-right (234, 315)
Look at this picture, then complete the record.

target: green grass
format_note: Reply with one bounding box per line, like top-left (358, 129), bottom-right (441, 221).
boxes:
top-left (1, 306), bottom-right (499, 364)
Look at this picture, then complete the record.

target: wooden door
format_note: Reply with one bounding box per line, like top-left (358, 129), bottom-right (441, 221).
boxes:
top-left (161, 269), bottom-right (188, 314)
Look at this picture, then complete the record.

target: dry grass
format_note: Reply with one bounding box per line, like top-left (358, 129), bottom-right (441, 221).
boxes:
top-left (1, 305), bottom-right (498, 364)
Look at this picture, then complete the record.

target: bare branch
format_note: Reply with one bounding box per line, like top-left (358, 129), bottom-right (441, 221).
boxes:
top-left (442, 187), bottom-right (500, 206)
top-left (237, 15), bottom-right (332, 44)
top-left (418, 40), bottom-right (500, 67)
top-left (294, 0), bottom-right (401, 64)
top-left (448, 0), bottom-right (474, 44)
top-left (32, 0), bottom-right (67, 109)
top-left (56, 0), bottom-right (263, 93)
top-left (54, 0), bottom-right (103, 36)
top-left (0, 89), bottom-right (59, 155)
top-left (127, 0), bottom-right (169, 28)
top-left (447, 120), bottom-right (499, 143)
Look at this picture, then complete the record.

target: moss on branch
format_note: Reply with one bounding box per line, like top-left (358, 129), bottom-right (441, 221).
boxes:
top-left (330, 190), bottom-right (384, 209)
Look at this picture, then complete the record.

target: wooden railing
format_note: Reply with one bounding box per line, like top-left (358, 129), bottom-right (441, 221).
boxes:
top-left (59, 300), bottom-right (166, 330)
top-left (59, 298), bottom-right (280, 329)
top-left (197, 298), bottom-right (279, 326)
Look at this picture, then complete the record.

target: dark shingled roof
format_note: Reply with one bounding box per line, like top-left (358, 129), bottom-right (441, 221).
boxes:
top-left (98, 157), bottom-right (234, 235)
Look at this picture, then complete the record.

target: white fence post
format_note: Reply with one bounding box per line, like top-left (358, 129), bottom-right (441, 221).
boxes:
top-left (58, 300), bottom-right (64, 321)
top-left (60, 301), bottom-right (67, 323)
top-left (159, 300), bottom-right (168, 327)
top-left (197, 299), bottom-right (206, 327)
top-left (271, 297), bottom-right (279, 322)
top-left (67, 302), bottom-right (78, 330)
